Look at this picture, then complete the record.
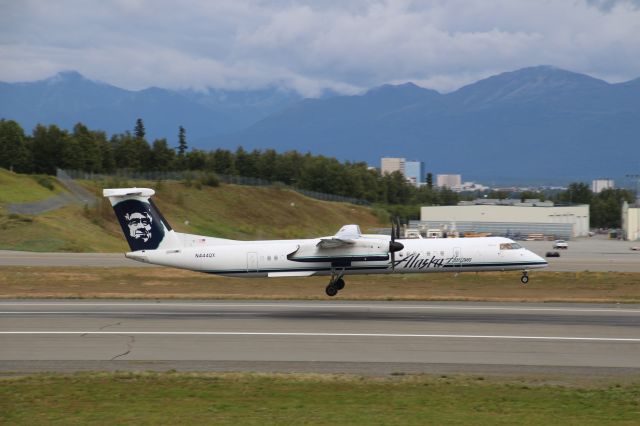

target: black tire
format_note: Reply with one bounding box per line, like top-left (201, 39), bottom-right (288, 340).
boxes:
top-left (325, 284), bottom-right (338, 297)
top-left (335, 278), bottom-right (345, 290)
top-left (521, 275), bottom-right (529, 284)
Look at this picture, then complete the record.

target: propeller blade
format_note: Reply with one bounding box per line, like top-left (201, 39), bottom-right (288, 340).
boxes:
top-left (390, 217), bottom-right (395, 241)
top-left (389, 238), bottom-right (404, 272)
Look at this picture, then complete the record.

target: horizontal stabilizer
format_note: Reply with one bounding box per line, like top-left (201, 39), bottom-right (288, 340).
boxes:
top-left (317, 238), bottom-right (355, 249)
top-left (103, 188), bottom-right (155, 198)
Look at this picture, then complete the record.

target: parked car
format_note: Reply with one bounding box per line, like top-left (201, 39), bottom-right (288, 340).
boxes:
top-left (552, 240), bottom-right (568, 249)
top-left (546, 251), bottom-right (560, 258)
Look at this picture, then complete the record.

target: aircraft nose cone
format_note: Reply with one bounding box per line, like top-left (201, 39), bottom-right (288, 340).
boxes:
top-left (390, 241), bottom-right (404, 253)
top-left (529, 250), bottom-right (548, 267)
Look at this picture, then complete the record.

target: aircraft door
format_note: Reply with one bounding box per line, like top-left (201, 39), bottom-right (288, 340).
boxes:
top-left (452, 247), bottom-right (462, 271)
top-left (247, 252), bottom-right (258, 272)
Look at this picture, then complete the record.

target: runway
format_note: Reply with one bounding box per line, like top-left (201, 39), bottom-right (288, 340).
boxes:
top-left (3, 236), bottom-right (640, 271)
top-left (2, 300), bottom-right (640, 376)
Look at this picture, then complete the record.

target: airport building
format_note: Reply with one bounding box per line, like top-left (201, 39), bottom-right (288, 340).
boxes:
top-left (417, 201), bottom-right (590, 240)
top-left (622, 201), bottom-right (640, 241)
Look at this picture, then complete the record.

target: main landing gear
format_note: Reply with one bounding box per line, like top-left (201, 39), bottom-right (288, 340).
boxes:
top-left (520, 270), bottom-right (529, 284)
top-left (325, 269), bottom-right (346, 297)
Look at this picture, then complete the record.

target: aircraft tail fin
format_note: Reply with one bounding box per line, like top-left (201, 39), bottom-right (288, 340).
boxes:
top-left (103, 188), bottom-right (181, 251)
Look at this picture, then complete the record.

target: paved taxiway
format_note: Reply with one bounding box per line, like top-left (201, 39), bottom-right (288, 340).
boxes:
top-left (2, 236), bottom-right (640, 271)
top-left (1, 300), bottom-right (639, 375)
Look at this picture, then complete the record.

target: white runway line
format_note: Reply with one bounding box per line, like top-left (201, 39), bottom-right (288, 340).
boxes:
top-left (1, 302), bottom-right (640, 314)
top-left (2, 331), bottom-right (640, 342)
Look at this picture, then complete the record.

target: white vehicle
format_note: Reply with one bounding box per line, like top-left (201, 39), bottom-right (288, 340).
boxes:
top-left (104, 188), bottom-right (548, 296)
top-left (553, 240), bottom-right (569, 249)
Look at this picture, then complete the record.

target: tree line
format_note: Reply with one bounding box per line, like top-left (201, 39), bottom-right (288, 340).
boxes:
top-left (553, 182), bottom-right (635, 229)
top-left (1, 119), bottom-right (633, 227)
top-left (0, 118), bottom-right (459, 207)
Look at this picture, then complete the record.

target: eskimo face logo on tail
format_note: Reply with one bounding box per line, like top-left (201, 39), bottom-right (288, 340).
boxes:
top-left (125, 211), bottom-right (152, 242)
top-left (113, 199), bottom-right (165, 251)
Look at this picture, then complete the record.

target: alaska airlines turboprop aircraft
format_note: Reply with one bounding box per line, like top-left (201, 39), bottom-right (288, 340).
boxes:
top-left (104, 188), bottom-right (548, 296)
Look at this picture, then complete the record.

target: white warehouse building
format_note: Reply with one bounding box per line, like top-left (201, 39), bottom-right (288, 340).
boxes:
top-left (419, 204), bottom-right (590, 239)
top-left (622, 201), bottom-right (640, 241)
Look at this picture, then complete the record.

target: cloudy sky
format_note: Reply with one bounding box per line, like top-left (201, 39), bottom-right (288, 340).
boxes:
top-left (1, 0), bottom-right (640, 96)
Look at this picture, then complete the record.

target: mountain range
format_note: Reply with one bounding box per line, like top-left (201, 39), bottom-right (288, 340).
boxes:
top-left (2, 66), bottom-right (639, 183)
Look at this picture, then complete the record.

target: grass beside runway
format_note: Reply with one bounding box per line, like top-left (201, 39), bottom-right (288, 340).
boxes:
top-left (1, 372), bottom-right (640, 425)
top-left (1, 267), bottom-right (640, 302)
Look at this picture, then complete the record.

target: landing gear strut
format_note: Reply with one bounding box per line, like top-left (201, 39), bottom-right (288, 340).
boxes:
top-left (520, 271), bottom-right (529, 284)
top-left (325, 269), bottom-right (346, 297)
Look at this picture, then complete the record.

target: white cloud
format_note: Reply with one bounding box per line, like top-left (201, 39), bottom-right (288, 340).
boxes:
top-left (1, 0), bottom-right (639, 95)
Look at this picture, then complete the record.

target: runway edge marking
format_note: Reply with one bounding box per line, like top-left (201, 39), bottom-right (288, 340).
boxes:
top-left (2, 331), bottom-right (640, 342)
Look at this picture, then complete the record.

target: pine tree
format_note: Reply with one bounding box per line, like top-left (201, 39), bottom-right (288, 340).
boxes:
top-left (177, 126), bottom-right (187, 156)
top-left (134, 118), bottom-right (146, 140)
top-left (426, 172), bottom-right (433, 189)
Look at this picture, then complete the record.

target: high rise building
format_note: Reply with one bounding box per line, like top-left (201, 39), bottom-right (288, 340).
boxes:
top-left (436, 174), bottom-right (462, 189)
top-left (592, 179), bottom-right (614, 194)
top-left (404, 161), bottom-right (425, 186)
top-left (381, 157), bottom-right (405, 175)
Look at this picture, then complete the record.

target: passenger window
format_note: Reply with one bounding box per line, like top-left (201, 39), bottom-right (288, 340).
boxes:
top-left (274, 255), bottom-right (278, 260)
top-left (267, 256), bottom-right (271, 261)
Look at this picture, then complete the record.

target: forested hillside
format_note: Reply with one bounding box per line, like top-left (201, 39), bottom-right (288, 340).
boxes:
top-left (0, 118), bottom-right (459, 207)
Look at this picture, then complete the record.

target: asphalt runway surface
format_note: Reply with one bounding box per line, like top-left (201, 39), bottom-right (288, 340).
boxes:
top-left (2, 300), bottom-right (640, 376)
top-left (2, 236), bottom-right (639, 271)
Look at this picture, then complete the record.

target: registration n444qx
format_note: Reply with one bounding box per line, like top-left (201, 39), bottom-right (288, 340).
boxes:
top-left (104, 188), bottom-right (548, 297)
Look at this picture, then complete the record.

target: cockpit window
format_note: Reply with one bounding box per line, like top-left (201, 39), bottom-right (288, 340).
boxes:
top-left (500, 243), bottom-right (523, 250)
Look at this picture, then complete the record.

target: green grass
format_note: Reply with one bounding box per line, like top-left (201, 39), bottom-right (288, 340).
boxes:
top-left (0, 169), bottom-right (64, 203)
top-left (0, 205), bottom-right (126, 252)
top-left (0, 173), bottom-right (386, 252)
top-left (2, 268), bottom-right (640, 302)
top-left (1, 372), bottom-right (639, 425)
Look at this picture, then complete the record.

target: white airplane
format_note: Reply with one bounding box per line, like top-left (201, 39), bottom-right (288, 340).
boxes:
top-left (104, 187), bottom-right (548, 296)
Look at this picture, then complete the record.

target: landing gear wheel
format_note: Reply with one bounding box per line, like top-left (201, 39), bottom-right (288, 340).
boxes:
top-left (335, 278), bottom-right (345, 290)
top-left (520, 274), bottom-right (529, 284)
top-left (325, 284), bottom-right (338, 297)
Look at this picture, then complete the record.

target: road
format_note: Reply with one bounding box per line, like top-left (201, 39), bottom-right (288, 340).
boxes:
top-left (1, 300), bottom-right (639, 376)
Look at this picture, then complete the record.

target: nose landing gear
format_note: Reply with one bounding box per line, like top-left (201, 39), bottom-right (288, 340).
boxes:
top-left (325, 269), bottom-right (346, 297)
top-left (520, 271), bottom-right (529, 284)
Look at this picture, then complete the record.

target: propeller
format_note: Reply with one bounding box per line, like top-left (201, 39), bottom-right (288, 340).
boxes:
top-left (389, 217), bottom-right (404, 271)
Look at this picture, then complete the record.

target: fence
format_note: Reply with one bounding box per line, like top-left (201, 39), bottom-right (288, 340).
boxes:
top-left (60, 169), bottom-right (370, 206)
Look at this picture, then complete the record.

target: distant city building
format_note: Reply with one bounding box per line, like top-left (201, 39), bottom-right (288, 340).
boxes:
top-left (381, 157), bottom-right (405, 176)
top-left (458, 181), bottom-right (489, 192)
top-left (592, 179), bottom-right (614, 193)
top-left (404, 161), bottom-right (424, 187)
top-left (436, 174), bottom-right (462, 189)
